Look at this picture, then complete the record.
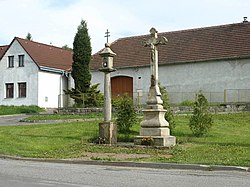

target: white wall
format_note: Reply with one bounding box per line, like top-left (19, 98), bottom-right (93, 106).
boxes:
top-left (0, 39), bottom-right (39, 106)
top-left (67, 73), bottom-right (75, 107)
top-left (38, 71), bottom-right (64, 108)
top-left (91, 58), bottom-right (250, 104)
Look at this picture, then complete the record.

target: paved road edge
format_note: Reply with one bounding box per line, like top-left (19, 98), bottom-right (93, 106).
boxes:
top-left (0, 155), bottom-right (249, 172)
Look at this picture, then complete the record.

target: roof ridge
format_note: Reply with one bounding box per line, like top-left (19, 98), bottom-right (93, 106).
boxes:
top-left (15, 37), bottom-right (71, 53)
top-left (160, 22), bottom-right (248, 35)
top-left (111, 22), bottom-right (248, 42)
top-left (0, 45), bottom-right (9, 47)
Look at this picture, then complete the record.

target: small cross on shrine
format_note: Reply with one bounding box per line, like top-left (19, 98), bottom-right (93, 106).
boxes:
top-left (104, 29), bottom-right (110, 43)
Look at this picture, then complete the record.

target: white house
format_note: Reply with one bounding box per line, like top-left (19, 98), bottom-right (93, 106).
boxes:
top-left (90, 20), bottom-right (250, 104)
top-left (0, 37), bottom-right (74, 108)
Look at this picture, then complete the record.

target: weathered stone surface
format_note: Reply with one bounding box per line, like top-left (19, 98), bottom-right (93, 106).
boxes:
top-left (135, 27), bottom-right (176, 147)
top-left (140, 109), bottom-right (169, 127)
top-left (98, 42), bottom-right (117, 145)
top-left (140, 127), bottom-right (170, 136)
top-left (134, 136), bottom-right (176, 147)
top-left (99, 122), bottom-right (117, 145)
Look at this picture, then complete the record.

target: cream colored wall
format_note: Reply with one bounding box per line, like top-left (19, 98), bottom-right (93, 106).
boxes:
top-left (91, 58), bottom-right (250, 104)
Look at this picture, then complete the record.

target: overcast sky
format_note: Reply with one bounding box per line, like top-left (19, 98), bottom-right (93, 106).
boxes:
top-left (0, 0), bottom-right (249, 53)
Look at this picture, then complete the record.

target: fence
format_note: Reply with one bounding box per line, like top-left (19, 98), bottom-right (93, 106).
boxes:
top-left (59, 89), bottom-right (250, 108)
top-left (133, 89), bottom-right (250, 105)
top-left (224, 89), bottom-right (250, 103)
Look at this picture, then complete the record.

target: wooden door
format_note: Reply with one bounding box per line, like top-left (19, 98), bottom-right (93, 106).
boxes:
top-left (111, 76), bottom-right (133, 98)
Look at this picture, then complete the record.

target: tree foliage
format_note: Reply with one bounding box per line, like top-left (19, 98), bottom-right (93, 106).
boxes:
top-left (26, 32), bottom-right (32, 41)
top-left (62, 44), bottom-right (72, 51)
top-left (71, 20), bottom-right (92, 105)
top-left (159, 83), bottom-right (176, 130)
top-left (64, 84), bottom-right (103, 107)
top-left (189, 91), bottom-right (213, 137)
top-left (114, 95), bottom-right (138, 133)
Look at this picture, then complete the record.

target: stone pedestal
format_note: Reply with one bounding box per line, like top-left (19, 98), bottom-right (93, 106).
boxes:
top-left (134, 136), bottom-right (176, 147)
top-left (135, 108), bottom-right (176, 147)
top-left (99, 122), bottom-right (117, 145)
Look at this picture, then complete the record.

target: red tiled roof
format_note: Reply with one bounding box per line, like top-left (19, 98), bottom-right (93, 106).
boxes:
top-left (15, 37), bottom-right (73, 71)
top-left (0, 45), bottom-right (9, 60)
top-left (90, 22), bottom-right (250, 70)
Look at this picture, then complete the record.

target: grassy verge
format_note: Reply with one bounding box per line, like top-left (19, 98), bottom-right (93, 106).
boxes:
top-left (0, 112), bottom-right (249, 166)
top-left (24, 113), bottom-right (104, 121)
top-left (0, 105), bottom-right (43, 115)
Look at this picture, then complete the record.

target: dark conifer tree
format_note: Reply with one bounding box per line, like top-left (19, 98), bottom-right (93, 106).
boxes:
top-left (71, 20), bottom-right (92, 105)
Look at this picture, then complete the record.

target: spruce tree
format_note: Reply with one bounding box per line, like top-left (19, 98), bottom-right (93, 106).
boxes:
top-left (26, 32), bottom-right (32, 41)
top-left (72, 20), bottom-right (92, 105)
top-left (189, 91), bottom-right (213, 137)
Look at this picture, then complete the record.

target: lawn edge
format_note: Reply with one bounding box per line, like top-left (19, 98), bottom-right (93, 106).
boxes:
top-left (0, 154), bottom-right (249, 173)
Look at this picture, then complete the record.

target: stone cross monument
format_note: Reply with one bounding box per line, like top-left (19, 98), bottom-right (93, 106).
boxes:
top-left (135, 28), bottom-right (176, 147)
top-left (99, 33), bottom-right (117, 145)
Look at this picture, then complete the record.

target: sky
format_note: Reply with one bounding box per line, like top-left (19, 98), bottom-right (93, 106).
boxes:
top-left (0, 0), bottom-right (249, 53)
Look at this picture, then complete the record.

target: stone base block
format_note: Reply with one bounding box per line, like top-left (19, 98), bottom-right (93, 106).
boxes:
top-left (134, 136), bottom-right (176, 147)
top-left (99, 121), bottom-right (117, 145)
top-left (140, 127), bottom-right (170, 136)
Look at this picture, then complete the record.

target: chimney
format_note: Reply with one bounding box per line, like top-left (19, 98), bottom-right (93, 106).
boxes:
top-left (243, 17), bottom-right (248, 23)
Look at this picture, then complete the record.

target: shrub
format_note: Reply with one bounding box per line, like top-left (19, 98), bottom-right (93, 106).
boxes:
top-left (159, 83), bottom-right (176, 130)
top-left (65, 84), bottom-right (104, 107)
top-left (189, 91), bottom-right (213, 137)
top-left (180, 100), bottom-right (194, 107)
top-left (114, 94), bottom-right (138, 133)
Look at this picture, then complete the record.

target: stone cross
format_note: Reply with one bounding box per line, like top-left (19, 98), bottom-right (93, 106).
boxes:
top-left (143, 28), bottom-right (168, 106)
top-left (104, 29), bottom-right (110, 43)
top-left (134, 27), bottom-right (176, 147)
top-left (143, 28), bottom-right (168, 87)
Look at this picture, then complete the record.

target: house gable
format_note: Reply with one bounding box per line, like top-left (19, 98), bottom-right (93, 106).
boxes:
top-left (0, 39), bottom-right (39, 106)
top-left (0, 37), bottom-right (74, 108)
top-left (15, 37), bottom-right (73, 71)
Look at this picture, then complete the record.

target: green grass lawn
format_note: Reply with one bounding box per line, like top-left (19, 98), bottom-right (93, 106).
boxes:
top-left (0, 105), bottom-right (43, 115)
top-left (24, 113), bottom-right (104, 121)
top-left (0, 112), bottom-right (249, 166)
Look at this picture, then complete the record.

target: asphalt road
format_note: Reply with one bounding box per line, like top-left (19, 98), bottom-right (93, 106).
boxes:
top-left (0, 114), bottom-right (26, 126)
top-left (0, 159), bottom-right (249, 187)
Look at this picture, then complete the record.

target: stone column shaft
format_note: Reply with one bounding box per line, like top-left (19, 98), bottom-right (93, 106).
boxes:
top-left (104, 72), bottom-right (111, 122)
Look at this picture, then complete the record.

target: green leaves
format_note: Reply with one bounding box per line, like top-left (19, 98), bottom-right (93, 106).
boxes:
top-left (64, 84), bottom-right (103, 107)
top-left (189, 91), bottom-right (213, 137)
top-left (72, 20), bottom-right (92, 105)
top-left (159, 83), bottom-right (176, 130)
top-left (114, 95), bottom-right (138, 133)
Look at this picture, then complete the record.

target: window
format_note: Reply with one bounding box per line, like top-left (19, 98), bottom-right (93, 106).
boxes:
top-left (18, 82), bottom-right (26, 98)
top-left (8, 56), bottom-right (14, 68)
top-left (6, 83), bottom-right (14, 98)
top-left (18, 55), bottom-right (24, 67)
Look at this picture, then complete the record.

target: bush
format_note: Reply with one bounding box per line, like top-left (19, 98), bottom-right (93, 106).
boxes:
top-left (180, 100), bottom-right (194, 107)
top-left (159, 83), bottom-right (176, 130)
top-left (64, 84), bottom-right (104, 107)
top-left (114, 94), bottom-right (138, 133)
top-left (189, 91), bottom-right (213, 137)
